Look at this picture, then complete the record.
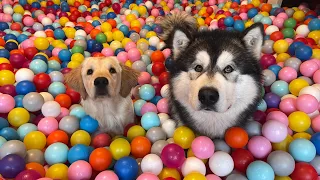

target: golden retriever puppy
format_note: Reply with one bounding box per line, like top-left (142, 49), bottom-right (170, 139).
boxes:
top-left (64, 57), bottom-right (140, 136)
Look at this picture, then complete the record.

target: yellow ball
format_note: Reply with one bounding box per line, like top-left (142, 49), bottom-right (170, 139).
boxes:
top-left (112, 30), bottom-right (125, 42)
top-left (126, 14), bottom-right (137, 22)
top-left (312, 49), bottom-right (320, 59)
top-left (46, 163), bottom-right (68, 180)
top-left (146, 31), bottom-right (157, 39)
top-left (308, 30), bottom-right (320, 43)
top-left (64, 27), bottom-right (76, 39)
top-left (77, 0), bottom-right (84, 4)
top-left (104, 31), bottom-right (113, 42)
top-left (275, 176), bottom-right (292, 180)
top-left (245, 21), bottom-right (254, 28)
top-left (55, 43), bottom-right (68, 49)
top-left (67, 61), bottom-right (81, 69)
top-left (110, 41), bottom-right (123, 51)
top-left (71, 53), bottom-right (84, 63)
top-left (273, 40), bottom-right (289, 54)
top-left (288, 79), bottom-right (309, 96)
top-left (122, 38), bottom-right (132, 47)
top-left (8, 108), bottom-right (30, 127)
top-left (0, 58), bottom-right (9, 64)
top-left (125, 60), bottom-right (132, 67)
top-left (138, 6), bottom-right (147, 15)
top-left (59, 17), bottom-right (69, 27)
top-left (184, 172), bottom-right (206, 180)
top-left (52, 0), bottom-right (61, 4)
top-left (131, 20), bottom-right (141, 29)
top-left (24, 131), bottom-right (47, 150)
top-left (159, 168), bottom-right (181, 180)
top-left (276, 53), bottom-right (290, 63)
top-left (34, 37), bottom-right (50, 50)
top-left (197, 17), bottom-right (205, 26)
top-left (40, 1), bottom-right (47, 7)
top-left (70, 130), bottom-right (91, 146)
top-left (293, 132), bottom-right (311, 140)
top-left (173, 126), bottom-right (195, 149)
top-left (272, 135), bottom-right (293, 151)
top-left (13, 5), bottom-right (24, 14)
top-left (27, 0), bottom-right (35, 5)
top-left (110, 138), bottom-right (131, 160)
top-left (0, 70), bottom-right (15, 86)
top-left (127, 125), bottom-right (146, 141)
top-left (137, 38), bottom-right (149, 45)
top-left (67, 0), bottom-right (75, 5)
top-left (293, 10), bottom-right (305, 22)
top-left (260, 12), bottom-right (269, 17)
top-left (288, 111), bottom-right (311, 133)
top-left (251, 0), bottom-right (260, 7)
top-left (101, 22), bottom-right (112, 32)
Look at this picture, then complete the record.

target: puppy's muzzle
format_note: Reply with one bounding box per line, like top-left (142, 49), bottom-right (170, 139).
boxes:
top-left (94, 77), bottom-right (108, 96)
top-left (198, 87), bottom-right (219, 110)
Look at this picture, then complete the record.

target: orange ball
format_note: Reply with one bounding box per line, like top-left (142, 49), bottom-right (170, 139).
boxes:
top-left (26, 162), bottom-right (46, 177)
top-left (261, 3), bottom-right (272, 12)
top-left (205, 17), bottom-right (213, 25)
top-left (131, 27), bottom-right (141, 33)
top-left (107, 19), bottom-right (117, 28)
top-left (225, 127), bottom-right (249, 148)
top-left (90, 29), bottom-right (101, 40)
top-left (151, 50), bottom-right (165, 63)
top-left (55, 94), bottom-right (72, 108)
top-left (47, 130), bottom-right (69, 146)
top-left (89, 147), bottom-right (112, 171)
top-left (0, 38), bottom-right (5, 46)
top-left (130, 136), bottom-right (151, 158)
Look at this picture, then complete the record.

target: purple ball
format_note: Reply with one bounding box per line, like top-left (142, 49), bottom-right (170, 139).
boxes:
top-left (16, 170), bottom-right (42, 180)
top-left (153, 25), bottom-right (163, 34)
top-left (9, 53), bottom-right (27, 69)
top-left (41, 50), bottom-right (52, 57)
top-left (0, 85), bottom-right (17, 96)
top-left (0, 154), bottom-right (26, 178)
top-left (264, 92), bottom-right (281, 108)
top-left (160, 144), bottom-right (186, 168)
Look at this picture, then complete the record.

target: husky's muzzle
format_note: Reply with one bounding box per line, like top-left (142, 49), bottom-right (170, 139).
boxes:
top-left (198, 87), bottom-right (219, 110)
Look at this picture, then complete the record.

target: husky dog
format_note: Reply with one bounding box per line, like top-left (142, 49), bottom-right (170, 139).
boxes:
top-left (160, 12), bottom-right (264, 139)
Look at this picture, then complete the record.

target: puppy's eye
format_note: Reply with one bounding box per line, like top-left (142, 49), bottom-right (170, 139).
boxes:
top-left (110, 67), bottom-right (116, 74)
top-left (223, 65), bottom-right (234, 73)
top-left (87, 69), bottom-right (93, 75)
top-left (194, 65), bottom-right (203, 72)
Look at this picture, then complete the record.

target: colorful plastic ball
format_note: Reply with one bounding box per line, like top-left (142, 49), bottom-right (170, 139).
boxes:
top-left (146, 127), bottom-right (166, 143)
top-left (0, 140), bottom-right (26, 159)
top-left (0, 154), bottom-right (26, 179)
top-left (127, 125), bottom-right (146, 141)
top-left (225, 127), bottom-right (248, 148)
top-left (161, 143), bottom-right (185, 168)
top-left (0, 94), bottom-right (15, 113)
top-left (16, 169), bottom-right (42, 180)
top-left (0, 70), bottom-right (15, 86)
top-left (95, 170), bottom-right (119, 180)
top-left (131, 136), bottom-right (151, 158)
top-left (296, 94), bottom-right (318, 114)
top-left (308, 18), bottom-right (320, 31)
top-left (45, 142), bottom-right (69, 165)
top-left (140, 154), bottom-right (163, 175)
top-left (295, 45), bottom-right (312, 61)
top-left (7, 107), bottom-right (30, 128)
top-left (45, 163), bottom-right (68, 180)
top-left (59, 115), bottom-right (79, 134)
top-left (68, 160), bottom-right (92, 180)
top-left (181, 157), bottom-right (206, 177)
top-left (70, 130), bottom-right (91, 146)
top-left (288, 111), bottom-right (310, 133)
top-left (17, 123), bottom-right (37, 140)
top-left (23, 131), bottom-right (46, 150)
top-left (191, 136), bottom-right (214, 159)
top-left (33, 73), bottom-right (51, 91)
top-left (15, 80), bottom-right (36, 95)
top-left (38, 117), bottom-right (58, 136)
top-left (22, 92), bottom-right (44, 112)
top-left (173, 126), bottom-right (195, 149)
top-left (273, 39), bottom-right (289, 54)
top-left (80, 115), bottom-right (98, 134)
top-left (231, 148), bottom-right (254, 174)
top-left (67, 144), bottom-right (91, 164)
top-left (141, 112), bottom-right (160, 130)
top-left (246, 161), bottom-right (274, 180)
top-left (267, 150), bottom-right (295, 176)
top-left (41, 100), bottom-right (61, 118)
top-left (69, 106), bottom-right (86, 119)
top-left (289, 138), bottom-right (316, 162)
top-left (289, 78), bottom-right (309, 96)
top-left (141, 102), bottom-right (158, 115)
top-left (114, 156), bottom-right (139, 180)
top-left (10, 54), bottom-right (27, 70)
top-left (247, 135), bottom-right (272, 159)
top-left (262, 120), bottom-right (287, 143)
top-left (290, 162), bottom-right (317, 180)
top-left (25, 162), bottom-right (45, 177)
top-left (29, 59), bottom-right (48, 74)
top-left (89, 147), bottom-right (112, 171)
top-left (34, 37), bottom-right (49, 50)
top-left (110, 138), bottom-right (131, 160)
top-left (0, 127), bottom-right (19, 141)
top-left (209, 151), bottom-right (234, 177)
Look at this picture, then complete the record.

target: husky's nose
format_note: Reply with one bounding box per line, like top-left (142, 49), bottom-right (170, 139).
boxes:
top-left (94, 77), bottom-right (109, 88)
top-left (198, 87), bottom-right (219, 106)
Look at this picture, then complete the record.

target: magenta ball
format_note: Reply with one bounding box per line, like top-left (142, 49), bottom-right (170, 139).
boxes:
top-left (161, 144), bottom-right (186, 168)
top-left (95, 170), bottom-right (119, 180)
top-left (140, 102), bottom-right (158, 116)
top-left (9, 53), bottom-right (27, 69)
top-left (136, 173), bottom-right (159, 180)
top-left (247, 136), bottom-right (272, 159)
top-left (0, 85), bottom-right (17, 96)
top-left (156, 98), bottom-right (169, 113)
top-left (68, 160), bottom-right (92, 180)
top-left (296, 94), bottom-right (318, 114)
top-left (266, 111), bottom-right (288, 126)
top-left (278, 67), bottom-right (297, 82)
top-left (0, 94), bottom-right (15, 113)
top-left (191, 136), bottom-right (215, 159)
top-left (16, 170), bottom-right (42, 180)
top-left (260, 54), bottom-right (276, 69)
top-left (262, 120), bottom-right (287, 143)
top-left (37, 117), bottom-right (59, 136)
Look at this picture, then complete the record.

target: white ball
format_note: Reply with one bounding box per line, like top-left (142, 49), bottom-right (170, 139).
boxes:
top-left (15, 68), bottom-right (35, 82)
top-left (185, 6), bottom-right (192, 14)
top-left (124, 9), bottom-right (132, 15)
top-left (281, 94), bottom-right (297, 100)
top-left (149, 36), bottom-right (160, 47)
top-left (299, 86), bottom-right (320, 102)
top-left (296, 25), bottom-right (310, 37)
top-left (50, 71), bottom-right (64, 82)
top-left (3, 6), bottom-right (13, 15)
top-left (34, 31), bottom-right (47, 38)
top-left (41, 101), bottom-right (61, 117)
top-left (40, 92), bottom-right (54, 102)
top-left (265, 25), bottom-right (279, 35)
top-left (157, 42), bottom-right (166, 50)
top-left (141, 154), bottom-right (163, 175)
top-left (65, 22), bottom-right (75, 28)
top-left (209, 151), bottom-right (234, 177)
top-left (158, 113), bottom-right (170, 124)
top-left (75, 30), bottom-right (87, 37)
top-left (41, 17), bottom-right (53, 26)
top-left (181, 157), bottom-right (206, 176)
top-left (145, 1), bottom-right (153, 9)
top-left (160, 84), bottom-right (170, 98)
top-left (161, 119), bottom-right (176, 138)
top-left (312, 84), bottom-right (320, 91)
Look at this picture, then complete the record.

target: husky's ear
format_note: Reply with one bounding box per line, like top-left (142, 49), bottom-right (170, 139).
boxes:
top-left (159, 12), bottom-right (197, 60)
top-left (242, 22), bottom-right (264, 59)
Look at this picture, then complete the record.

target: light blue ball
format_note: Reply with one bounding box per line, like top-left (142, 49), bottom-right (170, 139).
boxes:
top-left (134, 99), bottom-right (147, 116)
top-left (139, 84), bottom-right (155, 101)
top-left (17, 123), bottom-right (37, 141)
top-left (80, 115), bottom-right (99, 134)
top-left (49, 71), bottom-right (64, 82)
top-left (271, 80), bottom-right (289, 97)
top-left (289, 138), bottom-right (316, 162)
top-left (261, 17), bottom-right (272, 25)
top-left (70, 106), bottom-right (87, 119)
top-left (141, 112), bottom-right (160, 130)
top-left (0, 136), bottom-right (7, 147)
top-left (48, 82), bottom-right (66, 97)
top-left (29, 59), bottom-right (48, 74)
top-left (257, 99), bottom-right (267, 112)
top-left (48, 60), bottom-right (61, 71)
top-left (146, 64), bottom-right (153, 75)
top-left (45, 142), bottom-right (69, 165)
top-left (246, 160), bottom-right (275, 180)
top-left (253, 14), bottom-right (264, 23)
top-left (13, 13), bottom-right (22, 22)
top-left (67, 144), bottom-right (91, 164)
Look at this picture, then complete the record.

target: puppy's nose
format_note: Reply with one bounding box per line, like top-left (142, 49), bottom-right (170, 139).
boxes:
top-left (198, 87), bottom-right (219, 106)
top-left (94, 77), bottom-right (108, 88)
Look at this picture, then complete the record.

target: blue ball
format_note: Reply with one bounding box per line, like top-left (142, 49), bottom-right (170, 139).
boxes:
top-left (0, 117), bottom-right (9, 130)
top-left (308, 18), bottom-right (320, 31)
top-left (261, 17), bottom-right (272, 25)
top-left (4, 34), bottom-right (17, 42)
top-left (248, 8), bottom-right (259, 19)
top-left (114, 156), bottom-right (139, 180)
top-left (134, 99), bottom-right (147, 116)
top-left (29, 59), bottom-right (48, 74)
top-left (289, 138), bottom-right (316, 162)
top-left (92, 20), bottom-right (101, 27)
top-left (17, 34), bottom-right (28, 43)
top-left (45, 142), bottom-right (69, 165)
top-left (33, 55), bottom-right (48, 62)
top-left (295, 45), bottom-right (313, 61)
top-left (270, 80), bottom-right (289, 97)
top-left (54, 28), bottom-right (66, 40)
top-left (17, 123), bottom-right (37, 140)
top-left (310, 132), bottom-right (320, 155)
top-left (233, 20), bottom-right (245, 32)
top-left (80, 115), bottom-right (99, 134)
top-left (268, 65), bottom-right (281, 78)
top-left (91, 42), bottom-right (103, 53)
top-left (107, 12), bottom-right (117, 19)
top-left (139, 84), bottom-right (155, 101)
top-left (58, 49), bottom-right (72, 62)
top-left (246, 161), bottom-right (275, 180)
top-left (48, 82), bottom-right (66, 97)
top-left (70, 106), bottom-right (87, 119)
top-left (288, 41), bottom-right (304, 56)
top-left (14, 95), bottom-right (24, 107)
top-left (0, 127), bottom-right (19, 140)
top-left (253, 14), bottom-right (264, 23)
top-left (224, 17), bottom-right (234, 27)
top-left (67, 144), bottom-right (91, 164)
top-left (0, 49), bottom-right (10, 59)
top-left (119, 25), bottom-right (129, 36)
top-left (141, 112), bottom-right (160, 130)
top-left (15, 81), bottom-right (36, 95)
top-left (5, 42), bottom-right (18, 52)
top-left (150, 96), bottom-right (162, 105)
top-left (0, 22), bottom-right (9, 31)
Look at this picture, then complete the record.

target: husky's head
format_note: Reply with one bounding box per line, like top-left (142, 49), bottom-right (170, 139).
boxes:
top-left (160, 12), bottom-right (264, 116)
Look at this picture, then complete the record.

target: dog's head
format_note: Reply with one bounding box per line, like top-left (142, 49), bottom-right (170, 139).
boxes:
top-left (160, 12), bottom-right (264, 113)
top-left (64, 57), bottom-right (140, 100)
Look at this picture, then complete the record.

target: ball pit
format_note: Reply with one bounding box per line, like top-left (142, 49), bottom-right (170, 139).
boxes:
top-left (0, 0), bottom-right (319, 179)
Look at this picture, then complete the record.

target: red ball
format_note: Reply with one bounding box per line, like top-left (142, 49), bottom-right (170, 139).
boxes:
top-left (0, 63), bottom-right (14, 71)
top-left (65, 89), bottom-right (81, 104)
top-left (290, 162), bottom-right (317, 180)
top-left (152, 62), bottom-right (166, 76)
top-left (46, 130), bottom-right (69, 146)
top-left (206, 7), bottom-right (213, 14)
top-left (225, 127), bottom-right (249, 148)
top-left (270, 31), bottom-right (284, 41)
top-left (159, 72), bottom-right (169, 85)
top-left (131, 136), bottom-right (151, 158)
top-left (24, 47), bottom-right (38, 60)
top-left (151, 50), bottom-right (165, 63)
top-left (92, 133), bottom-right (112, 148)
top-left (33, 73), bottom-right (51, 91)
top-left (218, 18), bottom-right (225, 27)
top-left (231, 149), bottom-right (254, 173)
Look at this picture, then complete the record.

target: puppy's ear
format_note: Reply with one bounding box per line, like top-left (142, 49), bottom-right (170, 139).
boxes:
top-left (120, 64), bottom-right (140, 98)
top-left (159, 12), bottom-right (197, 60)
top-left (64, 66), bottom-right (87, 100)
top-left (242, 22), bottom-right (265, 59)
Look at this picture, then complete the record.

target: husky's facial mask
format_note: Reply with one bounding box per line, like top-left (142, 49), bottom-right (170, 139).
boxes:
top-left (160, 12), bottom-right (264, 138)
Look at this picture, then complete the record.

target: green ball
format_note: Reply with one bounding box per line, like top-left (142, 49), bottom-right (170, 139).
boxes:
top-left (284, 18), bottom-right (296, 28)
top-left (95, 33), bottom-right (107, 43)
top-left (281, 28), bottom-right (295, 38)
top-left (71, 45), bottom-right (84, 54)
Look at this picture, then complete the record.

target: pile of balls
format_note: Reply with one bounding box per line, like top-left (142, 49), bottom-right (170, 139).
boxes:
top-left (0, 0), bottom-right (320, 179)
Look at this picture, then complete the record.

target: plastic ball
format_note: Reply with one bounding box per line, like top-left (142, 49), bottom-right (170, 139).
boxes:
top-left (70, 130), bottom-right (91, 146)
top-left (131, 136), bottom-right (151, 158)
top-left (247, 136), bottom-right (272, 159)
top-left (290, 162), bottom-right (317, 180)
top-left (89, 147), bottom-right (112, 171)
top-left (288, 111), bottom-right (310, 132)
top-left (140, 154), bottom-right (163, 175)
top-left (16, 80), bottom-right (36, 95)
top-left (191, 136), bottom-right (214, 159)
top-left (146, 127), bottom-right (166, 143)
top-left (296, 94), bottom-right (318, 114)
top-left (141, 112), bottom-right (160, 130)
top-left (80, 115), bottom-right (99, 134)
top-left (267, 150), bottom-right (295, 176)
top-left (0, 140), bottom-right (26, 159)
top-left (289, 138), bottom-right (316, 162)
top-left (0, 154), bottom-right (26, 179)
top-left (34, 37), bottom-right (49, 50)
top-left (273, 39), bottom-right (289, 54)
top-left (15, 68), bottom-right (34, 83)
top-left (41, 100), bottom-right (61, 117)
top-left (68, 160), bottom-right (92, 180)
top-left (161, 143), bottom-right (185, 168)
top-left (246, 161), bottom-right (274, 180)
top-left (225, 127), bottom-right (248, 148)
top-left (262, 120), bottom-right (287, 143)
top-left (173, 126), bottom-right (195, 149)
top-left (181, 157), bottom-right (206, 176)
top-left (45, 142), bottom-right (69, 165)
top-left (209, 151), bottom-right (234, 177)
top-left (0, 70), bottom-right (15, 86)
top-left (110, 138), bottom-right (131, 160)
top-left (38, 117), bottom-right (58, 136)
top-left (231, 148), bottom-right (254, 174)
top-left (8, 107), bottom-right (30, 127)
top-left (59, 115), bottom-right (79, 134)
top-left (22, 92), bottom-right (44, 112)
top-left (0, 94), bottom-right (15, 113)
top-left (114, 156), bottom-right (139, 180)
top-left (45, 163), bottom-right (68, 180)
top-left (139, 84), bottom-right (155, 101)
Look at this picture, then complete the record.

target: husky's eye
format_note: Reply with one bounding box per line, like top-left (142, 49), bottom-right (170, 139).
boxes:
top-left (223, 65), bottom-right (234, 73)
top-left (194, 65), bottom-right (203, 72)
top-left (110, 67), bottom-right (116, 74)
top-left (87, 69), bottom-right (93, 75)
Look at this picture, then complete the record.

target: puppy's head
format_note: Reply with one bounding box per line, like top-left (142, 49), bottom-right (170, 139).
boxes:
top-left (64, 57), bottom-right (140, 100)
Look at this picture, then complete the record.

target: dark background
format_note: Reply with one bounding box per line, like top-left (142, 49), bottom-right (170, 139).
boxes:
top-left (281, 0), bottom-right (319, 9)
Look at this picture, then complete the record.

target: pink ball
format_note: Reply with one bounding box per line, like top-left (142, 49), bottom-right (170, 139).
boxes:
top-left (138, 72), bottom-right (151, 85)
top-left (101, 48), bottom-right (114, 57)
top-left (56, 107), bottom-right (70, 121)
top-left (3, 14), bottom-right (12, 22)
top-left (117, 51), bottom-right (128, 63)
top-left (47, 13), bottom-right (56, 21)
top-left (52, 48), bottom-right (62, 57)
top-left (296, 94), bottom-right (318, 114)
top-left (279, 98), bottom-right (297, 116)
top-left (0, 94), bottom-right (15, 113)
top-left (123, 21), bottom-right (130, 27)
top-left (300, 61), bottom-right (319, 77)
top-left (128, 48), bottom-right (141, 62)
top-left (140, 102), bottom-right (158, 115)
top-left (21, 39), bottom-right (35, 49)
top-left (125, 42), bottom-right (137, 52)
top-left (65, 39), bottom-right (73, 46)
top-left (136, 173), bottom-right (159, 180)
top-left (23, 16), bottom-right (35, 27)
top-left (266, 111), bottom-right (288, 126)
top-left (95, 170), bottom-right (119, 180)
top-left (157, 98), bottom-right (169, 113)
top-left (85, 16), bottom-right (92, 21)
top-left (262, 120), bottom-right (287, 143)
top-left (151, 9), bottom-right (160, 17)
top-left (162, 48), bottom-right (171, 59)
top-left (277, 12), bottom-right (288, 20)
top-left (273, 17), bottom-right (285, 28)
top-left (247, 136), bottom-right (272, 159)
top-left (313, 70), bottom-right (320, 84)
top-left (191, 136), bottom-right (215, 159)
top-left (68, 160), bottom-right (92, 180)
top-left (311, 59), bottom-right (320, 67)
top-left (208, 0), bottom-right (216, 6)
top-left (138, 18), bottom-right (145, 27)
top-left (312, 115), bottom-right (320, 132)
top-left (120, 15), bottom-right (126, 21)
top-left (37, 117), bottom-right (59, 136)
top-left (37, 14), bottom-right (46, 22)
top-left (206, 174), bottom-right (222, 180)
top-left (239, 13), bottom-right (248, 20)
top-left (285, 38), bottom-right (293, 44)
top-left (278, 67), bottom-right (297, 83)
